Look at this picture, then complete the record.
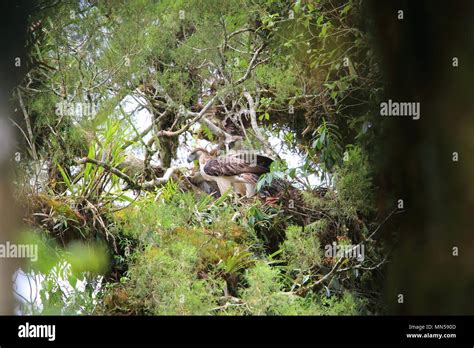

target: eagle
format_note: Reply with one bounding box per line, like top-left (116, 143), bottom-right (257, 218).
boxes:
top-left (187, 148), bottom-right (273, 197)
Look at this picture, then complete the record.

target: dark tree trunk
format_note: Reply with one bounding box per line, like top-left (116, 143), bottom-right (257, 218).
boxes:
top-left (369, 0), bottom-right (474, 314)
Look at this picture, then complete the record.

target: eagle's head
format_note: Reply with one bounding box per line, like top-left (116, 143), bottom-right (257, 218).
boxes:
top-left (187, 148), bottom-right (210, 163)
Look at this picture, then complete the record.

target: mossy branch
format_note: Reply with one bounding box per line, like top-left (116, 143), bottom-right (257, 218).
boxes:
top-left (77, 157), bottom-right (180, 191)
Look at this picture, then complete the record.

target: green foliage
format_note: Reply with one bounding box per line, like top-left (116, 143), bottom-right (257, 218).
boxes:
top-left (246, 202), bottom-right (284, 230)
top-left (103, 191), bottom-right (368, 315)
top-left (35, 262), bottom-right (100, 315)
top-left (16, 0), bottom-right (384, 316)
top-left (318, 291), bottom-right (364, 315)
top-left (65, 242), bottom-right (109, 277)
top-left (256, 160), bottom-right (296, 192)
top-left (16, 231), bottom-right (105, 315)
top-left (235, 261), bottom-right (364, 315)
top-left (282, 225), bottom-right (321, 273)
top-left (117, 242), bottom-right (217, 315)
top-left (239, 262), bottom-right (321, 315)
top-left (17, 230), bottom-right (61, 275)
top-left (219, 249), bottom-right (255, 275)
top-left (312, 119), bottom-right (343, 173)
top-left (335, 145), bottom-right (374, 219)
top-left (114, 192), bottom-right (193, 239)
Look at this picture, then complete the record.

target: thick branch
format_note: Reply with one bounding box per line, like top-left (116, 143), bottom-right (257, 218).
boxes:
top-left (77, 158), bottom-right (180, 191)
top-left (199, 116), bottom-right (235, 145)
top-left (142, 166), bottom-right (179, 189)
top-left (77, 157), bottom-right (140, 190)
top-left (243, 91), bottom-right (279, 158)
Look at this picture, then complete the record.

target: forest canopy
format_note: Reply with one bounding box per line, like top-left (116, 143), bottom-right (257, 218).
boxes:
top-left (11, 0), bottom-right (390, 315)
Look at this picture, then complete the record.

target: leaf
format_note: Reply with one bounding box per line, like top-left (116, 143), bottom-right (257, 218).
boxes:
top-left (317, 15), bottom-right (324, 26)
top-left (288, 168), bottom-right (297, 178)
top-left (320, 129), bottom-right (327, 144)
top-left (319, 22), bottom-right (331, 38)
top-left (201, 124), bottom-right (215, 141)
top-left (84, 144), bottom-right (95, 180)
top-left (213, 188), bottom-right (232, 206)
top-left (268, 248), bottom-right (283, 259)
top-left (341, 3), bottom-right (352, 16)
top-left (256, 173), bottom-right (269, 191)
top-left (68, 274), bottom-right (78, 288)
top-left (314, 138), bottom-right (322, 150)
top-left (56, 163), bottom-right (73, 192)
top-left (294, 0), bottom-right (301, 14)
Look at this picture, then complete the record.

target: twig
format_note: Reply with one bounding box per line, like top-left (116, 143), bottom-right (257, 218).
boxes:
top-left (235, 45), bottom-right (265, 85)
top-left (156, 96), bottom-right (216, 137)
top-left (311, 255), bottom-right (346, 287)
top-left (367, 208), bottom-right (400, 241)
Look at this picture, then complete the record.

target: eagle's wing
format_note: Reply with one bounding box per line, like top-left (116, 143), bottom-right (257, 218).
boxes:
top-left (203, 154), bottom-right (272, 177)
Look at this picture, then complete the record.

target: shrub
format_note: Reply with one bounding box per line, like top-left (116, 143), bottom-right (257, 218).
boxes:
top-left (239, 262), bottom-right (321, 315)
top-left (116, 241), bottom-right (218, 315)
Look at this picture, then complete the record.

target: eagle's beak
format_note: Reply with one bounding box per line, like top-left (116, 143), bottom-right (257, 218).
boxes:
top-left (187, 155), bottom-right (194, 163)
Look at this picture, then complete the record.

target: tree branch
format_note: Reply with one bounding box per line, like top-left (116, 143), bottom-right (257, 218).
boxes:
top-left (142, 166), bottom-right (179, 189)
top-left (243, 91), bottom-right (279, 158)
top-left (77, 157), bottom-right (140, 190)
top-left (77, 157), bottom-right (181, 191)
top-left (156, 96), bottom-right (217, 137)
top-left (235, 45), bottom-right (265, 85)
